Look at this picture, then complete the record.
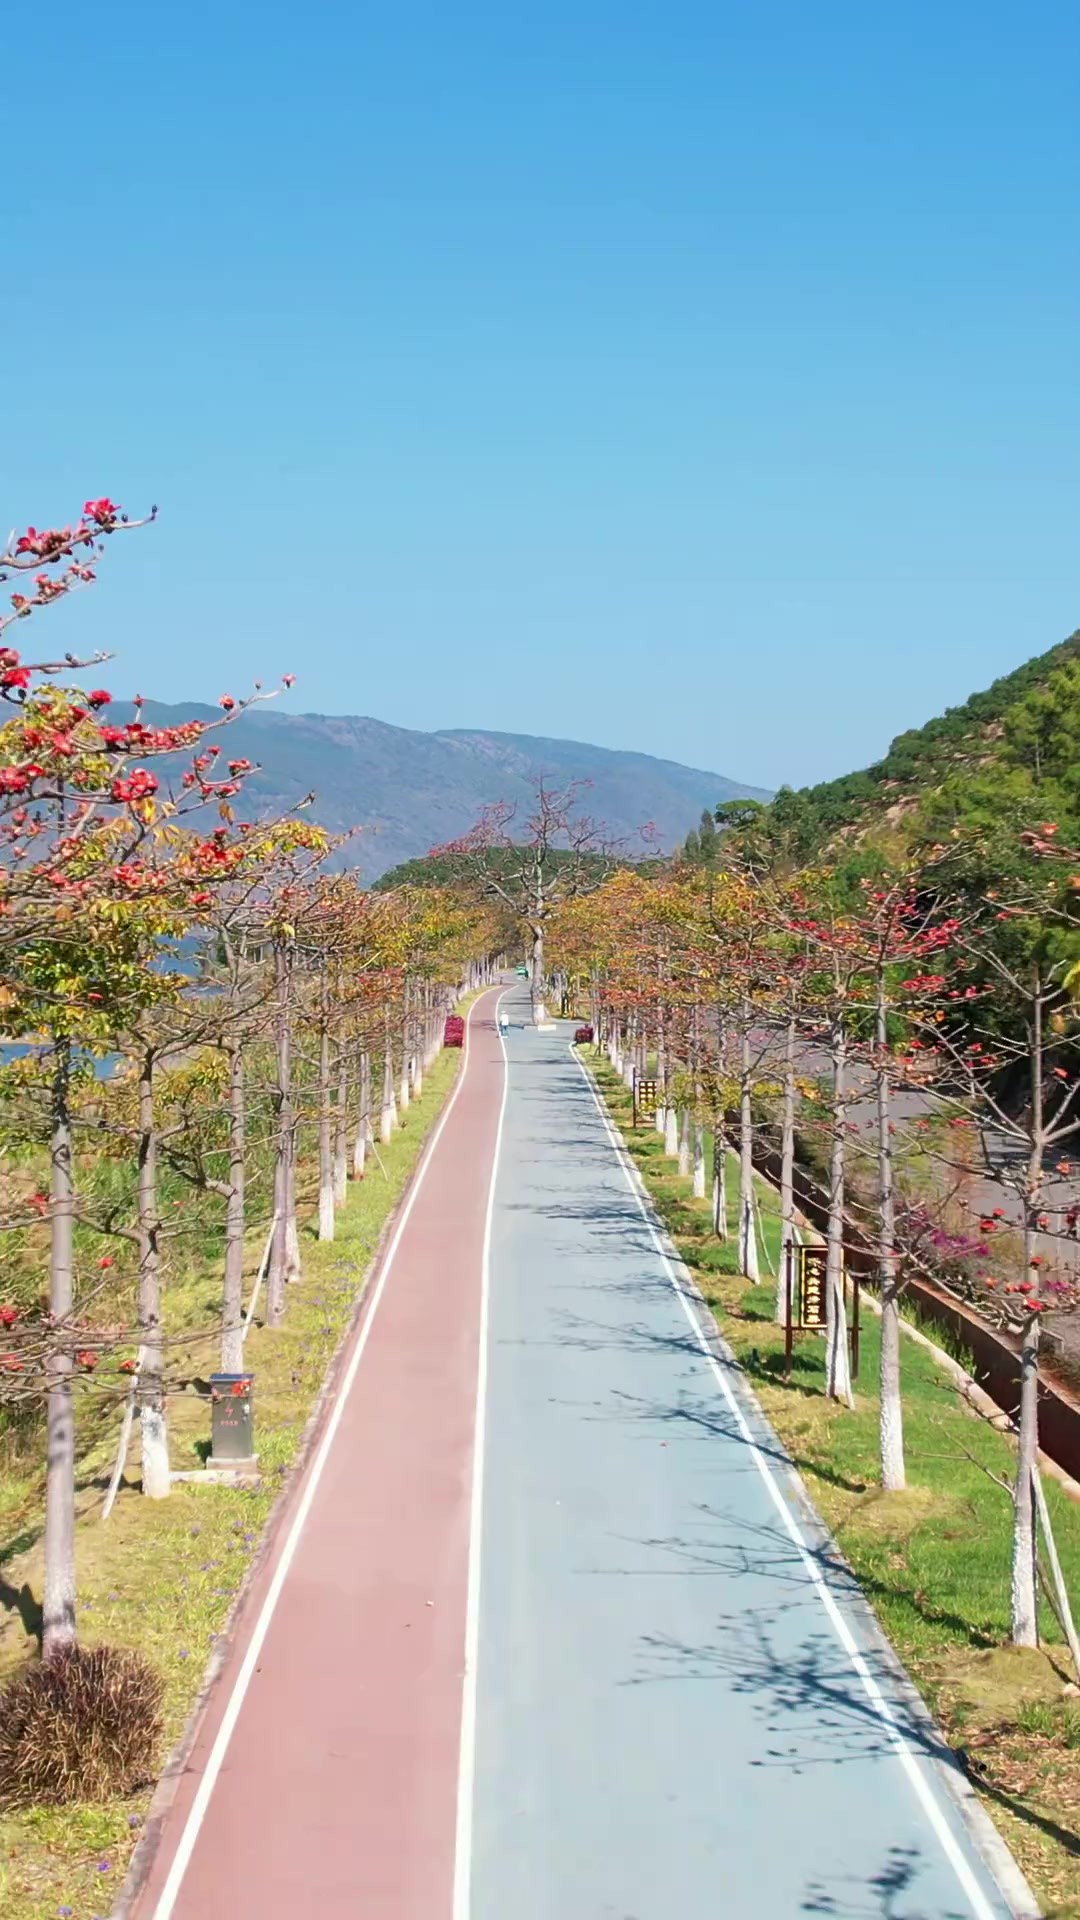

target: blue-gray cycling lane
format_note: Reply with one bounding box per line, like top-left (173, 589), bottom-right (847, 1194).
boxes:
top-left (461, 986), bottom-right (1029, 1920)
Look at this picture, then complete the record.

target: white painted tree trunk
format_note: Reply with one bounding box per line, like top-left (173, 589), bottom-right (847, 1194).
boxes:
top-left (381, 1025), bottom-right (397, 1143)
top-left (43, 1040), bottom-right (77, 1658)
top-left (353, 1049), bottom-right (370, 1178)
top-left (1012, 1313), bottom-right (1040, 1644)
top-left (137, 1050), bottom-right (170, 1498)
top-left (738, 1019), bottom-right (760, 1282)
top-left (531, 920), bottom-right (548, 1025)
top-left (1012, 1086), bottom-right (1045, 1646)
top-left (268, 940), bottom-right (294, 1324)
top-left (825, 1016), bottom-right (853, 1407)
top-left (221, 1034), bottom-right (246, 1373)
top-left (334, 1049), bottom-right (349, 1206)
top-left (876, 978), bottom-right (905, 1489)
top-left (664, 1106), bottom-right (679, 1157)
top-left (692, 1121), bottom-right (706, 1198)
top-left (776, 1017), bottom-right (797, 1325)
top-left (318, 1014), bottom-right (335, 1242)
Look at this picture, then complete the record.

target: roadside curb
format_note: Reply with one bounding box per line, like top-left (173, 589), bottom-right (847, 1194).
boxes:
top-left (109, 1011), bottom-right (488, 1920)
top-left (576, 1049), bottom-right (1043, 1920)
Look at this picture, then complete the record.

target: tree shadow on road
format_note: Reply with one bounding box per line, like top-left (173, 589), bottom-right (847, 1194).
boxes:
top-left (800, 1846), bottom-right (966, 1919)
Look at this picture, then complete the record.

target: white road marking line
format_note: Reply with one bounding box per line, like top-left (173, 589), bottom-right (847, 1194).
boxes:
top-left (150, 993), bottom-right (496, 1920)
top-left (571, 1047), bottom-right (1001, 1920)
top-left (453, 988), bottom-right (510, 1920)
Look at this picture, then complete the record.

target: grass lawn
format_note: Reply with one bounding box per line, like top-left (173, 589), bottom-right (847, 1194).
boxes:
top-left (0, 1037), bottom-right (466, 1920)
top-left (587, 1053), bottom-right (1080, 1919)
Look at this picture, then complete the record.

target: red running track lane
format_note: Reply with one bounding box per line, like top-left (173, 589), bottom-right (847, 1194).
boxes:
top-left (133, 987), bottom-right (505, 1920)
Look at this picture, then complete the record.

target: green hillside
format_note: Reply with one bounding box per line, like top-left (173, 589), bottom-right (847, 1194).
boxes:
top-left (751, 629), bottom-right (1080, 867)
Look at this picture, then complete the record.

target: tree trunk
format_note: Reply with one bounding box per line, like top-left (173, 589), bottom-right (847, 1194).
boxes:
top-left (1012, 1310), bottom-right (1041, 1645)
top-left (318, 997), bottom-right (335, 1242)
top-left (399, 996), bottom-right (411, 1112)
top-left (285, 1146), bottom-right (302, 1282)
top-left (353, 1048), bottom-right (370, 1178)
top-left (136, 1049), bottom-right (170, 1498)
top-left (738, 1014), bottom-right (760, 1281)
top-left (656, 1005), bottom-right (668, 1136)
top-left (530, 914), bottom-right (548, 1026)
top-left (776, 1017), bottom-right (797, 1324)
top-left (221, 1035), bottom-right (246, 1372)
top-left (677, 1106), bottom-right (691, 1178)
top-left (692, 1120), bottom-right (706, 1199)
top-left (712, 1123), bottom-right (728, 1237)
top-left (43, 1040), bottom-right (76, 1659)
top-left (268, 940), bottom-right (292, 1325)
top-left (334, 1047), bottom-right (349, 1205)
top-left (412, 999), bottom-right (425, 1098)
top-left (876, 975), bottom-right (905, 1490)
top-left (1012, 986), bottom-right (1045, 1646)
top-left (381, 1020), bottom-right (396, 1143)
top-left (825, 1013), bottom-right (853, 1406)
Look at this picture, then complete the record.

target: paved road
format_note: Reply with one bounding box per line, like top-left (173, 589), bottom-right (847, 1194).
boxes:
top-left (134, 982), bottom-right (1025, 1920)
top-left (464, 988), bottom-right (1019, 1920)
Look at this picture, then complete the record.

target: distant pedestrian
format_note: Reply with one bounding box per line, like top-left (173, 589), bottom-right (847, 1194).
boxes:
top-left (498, 1009), bottom-right (510, 1037)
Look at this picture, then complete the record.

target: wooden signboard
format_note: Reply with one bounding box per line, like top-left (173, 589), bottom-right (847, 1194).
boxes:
top-left (783, 1243), bottom-right (861, 1378)
top-left (797, 1245), bottom-right (829, 1330)
top-left (633, 1075), bottom-right (658, 1127)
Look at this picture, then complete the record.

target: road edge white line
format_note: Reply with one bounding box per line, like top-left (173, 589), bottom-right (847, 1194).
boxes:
top-left (150, 991), bottom-right (496, 1920)
top-left (570, 1045), bottom-right (1035, 1920)
top-left (452, 987), bottom-right (510, 1920)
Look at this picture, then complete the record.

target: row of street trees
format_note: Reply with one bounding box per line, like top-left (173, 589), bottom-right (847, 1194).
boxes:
top-left (545, 837), bottom-right (1080, 1650)
top-left (0, 502), bottom-right (491, 1659)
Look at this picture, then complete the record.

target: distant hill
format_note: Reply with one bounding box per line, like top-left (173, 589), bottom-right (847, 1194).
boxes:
top-left (117, 702), bottom-right (768, 880)
top-left (748, 629), bottom-right (1080, 867)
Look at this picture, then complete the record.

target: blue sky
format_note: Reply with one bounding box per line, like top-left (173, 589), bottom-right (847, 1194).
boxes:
top-left (8, 0), bottom-right (1079, 790)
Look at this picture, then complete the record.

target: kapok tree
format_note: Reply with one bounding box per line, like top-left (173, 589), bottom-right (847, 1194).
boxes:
top-left (0, 498), bottom-right (298, 1651)
top-left (434, 779), bottom-right (616, 1025)
top-left (786, 871), bottom-right (960, 1483)
top-left (904, 823), bottom-right (1080, 1645)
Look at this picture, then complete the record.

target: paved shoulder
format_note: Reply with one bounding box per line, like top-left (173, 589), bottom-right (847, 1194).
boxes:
top-left (466, 1003), bottom-right (1022, 1920)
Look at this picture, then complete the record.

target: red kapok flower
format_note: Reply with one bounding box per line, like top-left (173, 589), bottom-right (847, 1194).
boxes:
top-left (83, 497), bottom-right (120, 525)
top-left (87, 688), bottom-right (112, 708)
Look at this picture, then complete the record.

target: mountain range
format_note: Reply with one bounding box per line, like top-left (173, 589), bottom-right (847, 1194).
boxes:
top-left (120, 702), bottom-right (768, 879)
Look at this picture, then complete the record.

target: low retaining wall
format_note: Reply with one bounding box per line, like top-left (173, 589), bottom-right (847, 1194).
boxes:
top-left (751, 1140), bottom-right (1080, 1483)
